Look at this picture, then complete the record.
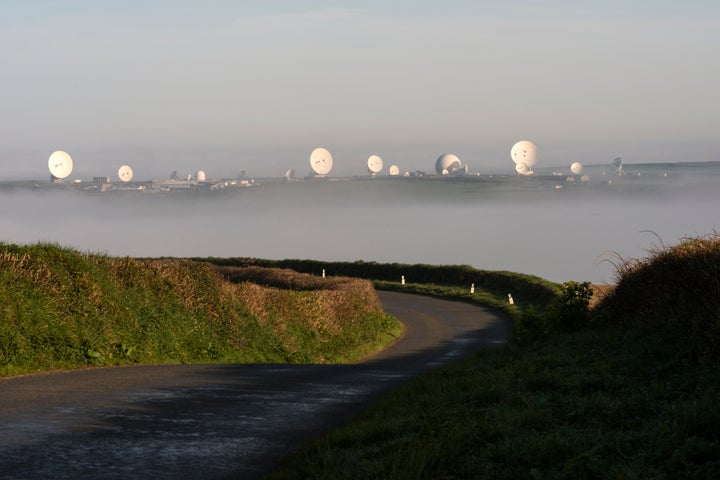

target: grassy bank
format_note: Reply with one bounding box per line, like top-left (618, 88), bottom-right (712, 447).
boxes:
top-left (269, 235), bottom-right (720, 479)
top-left (0, 243), bottom-right (400, 376)
top-left (199, 257), bottom-right (561, 310)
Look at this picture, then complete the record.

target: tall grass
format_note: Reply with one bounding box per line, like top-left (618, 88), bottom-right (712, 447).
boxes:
top-left (0, 243), bottom-right (401, 376)
top-left (595, 233), bottom-right (720, 362)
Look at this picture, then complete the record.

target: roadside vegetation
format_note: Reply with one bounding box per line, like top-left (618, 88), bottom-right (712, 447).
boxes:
top-left (4, 236), bottom-right (719, 478)
top-left (269, 235), bottom-right (720, 479)
top-left (0, 243), bottom-right (400, 376)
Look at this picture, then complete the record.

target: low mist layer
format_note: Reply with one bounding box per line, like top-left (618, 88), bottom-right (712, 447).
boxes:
top-left (1, 167), bottom-right (718, 284)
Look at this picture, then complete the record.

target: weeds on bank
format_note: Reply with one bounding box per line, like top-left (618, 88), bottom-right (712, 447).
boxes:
top-left (0, 243), bottom-right (401, 375)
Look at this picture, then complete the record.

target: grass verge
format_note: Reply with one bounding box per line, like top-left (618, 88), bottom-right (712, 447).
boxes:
top-left (269, 325), bottom-right (720, 479)
top-left (268, 236), bottom-right (720, 479)
top-left (0, 243), bottom-right (401, 376)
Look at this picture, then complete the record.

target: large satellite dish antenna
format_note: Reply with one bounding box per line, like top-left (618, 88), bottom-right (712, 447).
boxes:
top-left (118, 165), bottom-right (133, 182)
top-left (570, 161), bottom-right (583, 175)
top-left (309, 147), bottom-right (333, 176)
top-left (510, 141), bottom-right (538, 167)
top-left (389, 164), bottom-right (400, 176)
top-left (48, 150), bottom-right (73, 180)
top-left (435, 153), bottom-right (462, 175)
top-left (367, 155), bottom-right (383, 175)
top-left (612, 157), bottom-right (624, 176)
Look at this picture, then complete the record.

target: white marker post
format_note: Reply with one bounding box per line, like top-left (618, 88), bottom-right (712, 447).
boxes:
top-left (322, 269), bottom-right (325, 278)
top-left (470, 283), bottom-right (475, 294)
top-left (401, 275), bottom-right (405, 285)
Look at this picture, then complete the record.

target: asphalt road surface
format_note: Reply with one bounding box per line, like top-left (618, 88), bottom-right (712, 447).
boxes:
top-left (0, 291), bottom-right (511, 479)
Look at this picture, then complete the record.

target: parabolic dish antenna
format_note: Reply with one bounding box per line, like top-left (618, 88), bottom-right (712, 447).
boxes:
top-left (570, 161), bottom-right (583, 175)
top-left (367, 155), bottom-right (383, 174)
top-left (309, 147), bottom-right (333, 176)
top-left (510, 141), bottom-right (538, 167)
top-left (48, 150), bottom-right (73, 179)
top-left (435, 153), bottom-right (462, 175)
top-left (118, 165), bottom-right (133, 182)
top-left (389, 165), bottom-right (400, 176)
top-left (613, 157), bottom-right (624, 176)
top-left (515, 162), bottom-right (533, 175)
top-left (284, 168), bottom-right (296, 179)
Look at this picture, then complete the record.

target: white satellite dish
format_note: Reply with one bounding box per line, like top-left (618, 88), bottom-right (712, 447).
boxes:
top-left (389, 165), bottom-right (400, 176)
top-left (196, 170), bottom-right (206, 181)
top-left (515, 162), bottom-right (533, 175)
top-left (284, 168), bottom-right (296, 179)
top-left (48, 150), bottom-right (73, 179)
top-left (613, 157), bottom-right (624, 176)
top-left (510, 141), bottom-right (538, 167)
top-left (367, 154), bottom-right (383, 174)
top-left (118, 165), bottom-right (134, 182)
top-left (435, 153), bottom-right (462, 175)
top-left (309, 147), bottom-right (333, 176)
top-left (570, 162), bottom-right (583, 175)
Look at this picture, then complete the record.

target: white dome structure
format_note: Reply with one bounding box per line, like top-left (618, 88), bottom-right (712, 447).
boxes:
top-left (367, 155), bottom-right (383, 174)
top-left (48, 150), bottom-right (73, 179)
top-left (118, 165), bottom-right (133, 182)
top-left (570, 162), bottom-right (583, 175)
top-left (309, 147), bottom-right (333, 176)
top-left (435, 153), bottom-right (462, 175)
top-left (196, 170), bottom-right (206, 181)
top-left (510, 141), bottom-right (538, 168)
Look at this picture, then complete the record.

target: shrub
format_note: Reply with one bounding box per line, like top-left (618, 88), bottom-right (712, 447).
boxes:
top-left (545, 281), bottom-right (593, 332)
top-left (594, 234), bottom-right (720, 362)
top-left (512, 282), bottom-right (592, 342)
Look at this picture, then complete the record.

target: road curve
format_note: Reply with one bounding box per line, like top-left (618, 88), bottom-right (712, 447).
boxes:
top-left (0, 291), bottom-right (511, 479)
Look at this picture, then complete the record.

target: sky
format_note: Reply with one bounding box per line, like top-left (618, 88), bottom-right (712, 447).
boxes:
top-left (1, 0), bottom-right (719, 180)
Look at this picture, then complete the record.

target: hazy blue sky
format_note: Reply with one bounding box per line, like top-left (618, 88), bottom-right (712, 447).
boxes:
top-left (1, 1), bottom-right (718, 179)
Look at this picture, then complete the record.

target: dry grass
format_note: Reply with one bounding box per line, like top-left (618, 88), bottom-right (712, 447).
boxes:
top-left (218, 266), bottom-right (383, 341)
top-left (594, 234), bottom-right (720, 361)
top-left (588, 284), bottom-right (614, 310)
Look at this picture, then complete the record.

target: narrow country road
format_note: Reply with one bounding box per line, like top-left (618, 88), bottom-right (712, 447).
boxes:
top-left (0, 291), bottom-right (511, 479)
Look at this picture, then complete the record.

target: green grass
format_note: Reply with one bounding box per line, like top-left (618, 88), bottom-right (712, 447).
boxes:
top-left (6, 237), bottom-right (719, 478)
top-left (0, 243), bottom-right (401, 376)
top-left (268, 236), bottom-right (720, 479)
top-left (269, 325), bottom-right (720, 480)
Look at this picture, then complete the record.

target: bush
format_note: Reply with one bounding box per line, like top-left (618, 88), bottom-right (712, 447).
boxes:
top-left (595, 234), bottom-right (720, 362)
top-left (513, 282), bottom-right (592, 342)
top-left (545, 281), bottom-right (592, 331)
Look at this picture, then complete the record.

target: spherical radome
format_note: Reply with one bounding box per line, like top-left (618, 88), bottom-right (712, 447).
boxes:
top-left (389, 165), bottom-right (400, 176)
top-left (309, 147), bottom-right (333, 176)
top-left (367, 155), bottom-right (383, 174)
top-left (48, 150), bottom-right (73, 179)
top-left (435, 153), bottom-right (461, 175)
top-left (510, 141), bottom-right (538, 167)
top-left (196, 170), bottom-right (206, 181)
top-left (570, 162), bottom-right (583, 175)
top-left (118, 165), bottom-right (133, 182)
